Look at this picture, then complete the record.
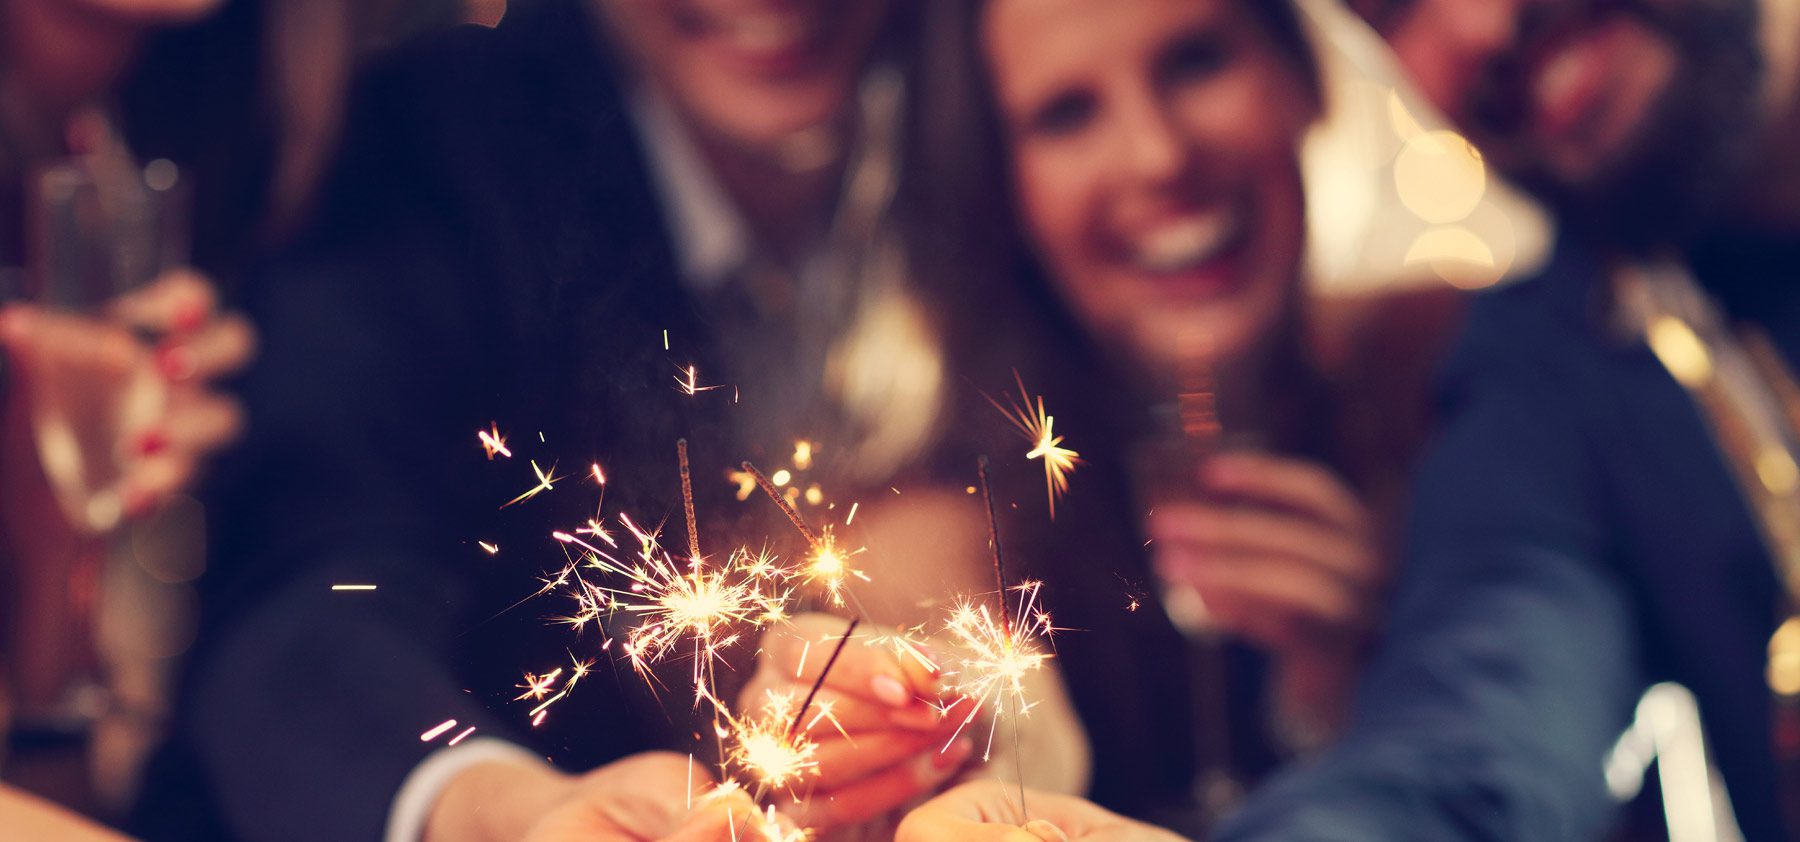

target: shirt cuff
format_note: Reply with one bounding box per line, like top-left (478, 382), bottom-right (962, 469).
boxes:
top-left (384, 738), bottom-right (549, 842)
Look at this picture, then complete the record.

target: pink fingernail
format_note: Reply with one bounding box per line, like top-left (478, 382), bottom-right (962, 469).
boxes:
top-left (173, 299), bottom-right (208, 334)
top-left (157, 343), bottom-right (197, 380)
top-left (870, 674), bottom-right (910, 707)
top-left (134, 429), bottom-right (170, 456)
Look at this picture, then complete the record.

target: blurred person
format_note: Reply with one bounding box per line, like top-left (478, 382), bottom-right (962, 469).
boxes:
top-left (1190, 0), bottom-right (1800, 839)
top-left (140, 0), bottom-right (1090, 840)
top-left (1, 0), bottom-right (260, 826)
top-left (882, 0), bottom-right (1461, 833)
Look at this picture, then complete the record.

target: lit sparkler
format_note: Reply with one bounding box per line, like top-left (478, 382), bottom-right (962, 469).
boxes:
top-left (987, 371), bottom-right (1080, 518)
top-left (742, 461), bottom-right (868, 608)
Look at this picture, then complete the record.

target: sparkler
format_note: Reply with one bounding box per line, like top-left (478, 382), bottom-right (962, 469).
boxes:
top-left (742, 461), bottom-right (868, 608)
top-left (935, 458), bottom-right (1058, 817)
top-left (986, 371), bottom-right (1080, 518)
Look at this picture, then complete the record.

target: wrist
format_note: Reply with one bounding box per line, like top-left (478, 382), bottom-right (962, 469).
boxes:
top-left (422, 757), bottom-right (574, 842)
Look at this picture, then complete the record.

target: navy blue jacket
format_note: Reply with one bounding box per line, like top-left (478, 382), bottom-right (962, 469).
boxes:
top-left (1217, 238), bottom-right (1789, 840)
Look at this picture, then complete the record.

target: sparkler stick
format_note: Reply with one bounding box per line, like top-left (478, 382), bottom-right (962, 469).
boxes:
top-left (742, 461), bottom-right (821, 546)
top-left (974, 455), bottom-right (1029, 819)
top-left (788, 617), bottom-right (861, 740)
top-left (678, 439), bottom-right (702, 565)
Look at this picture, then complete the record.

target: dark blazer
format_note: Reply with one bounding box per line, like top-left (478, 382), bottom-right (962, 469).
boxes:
top-left (133, 2), bottom-right (736, 838)
top-left (1216, 237), bottom-right (1791, 841)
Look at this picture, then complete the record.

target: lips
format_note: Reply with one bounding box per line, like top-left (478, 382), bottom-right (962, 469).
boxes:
top-left (1522, 13), bottom-right (1675, 174)
top-left (684, 1), bottom-right (831, 75)
top-left (1126, 207), bottom-right (1244, 276)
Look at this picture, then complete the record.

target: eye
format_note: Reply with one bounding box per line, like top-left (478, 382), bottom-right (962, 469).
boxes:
top-left (1157, 32), bottom-right (1231, 85)
top-left (1025, 89), bottom-right (1099, 138)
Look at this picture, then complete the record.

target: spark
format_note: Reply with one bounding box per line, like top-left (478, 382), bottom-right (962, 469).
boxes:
top-left (792, 440), bottom-right (814, 471)
top-left (718, 690), bottom-right (821, 794)
top-left (478, 422), bottom-right (512, 459)
top-left (420, 719), bottom-right (457, 741)
top-left (845, 502), bottom-right (859, 525)
top-left (501, 460), bottom-right (563, 508)
top-left (478, 541), bottom-right (499, 555)
top-left (447, 726), bottom-right (477, 746)
top-left (743, 461), bottom-right (868, 607)
top-left (331, 584), bottom-right (377, 591)
top-left (675, 364), bottom-right (723, 396)
top-left (937, 581), bottom-right (1055, 758)
top-left (514, 668), bottom-right (563, 702)
top-left (987, 371), bottom-right (1081, 518)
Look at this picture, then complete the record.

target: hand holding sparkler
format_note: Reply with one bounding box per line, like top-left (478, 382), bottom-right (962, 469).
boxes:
top-left (898, 781), bottom-right (1187, 842)
top-left (1143, 451), bottom-right (1382, 739)
top-left (427, 752), bottom-right (793, 842)
top-left (741, 613), bottom-right (975, 831)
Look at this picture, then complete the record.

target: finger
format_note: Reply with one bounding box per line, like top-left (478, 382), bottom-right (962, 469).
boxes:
top-left (1201, 452), bottom-right (1370, 534)
top-left (786, 736), bottom-right (974, 830)
top-left (1166, 552), bottom-right (1369, 645)
top-left (108, 268), bottom-right (217, 335)
top-left (669, 789), bottom-right (773, 842)
top-left (810, 729), bottom-right (951, 785)
top-left (153, 390), bottom-right (247, 456)
top-left (781, 686), bottom-right (945, 734)
top-left (1023, 819), bottom-right (1072, 842)
top-left (1147, 503), bottom-right (1375, 587)
top-left (761, 618), bottom-right (936, 707)
top-left (0, 305), bottom-right (140, 379)
top-left (156, 314), bottom-right (255, 382)
top-left (898, 804), bottom-right (1042, 842)
top-left (117, 446), bottom-right (206, 519)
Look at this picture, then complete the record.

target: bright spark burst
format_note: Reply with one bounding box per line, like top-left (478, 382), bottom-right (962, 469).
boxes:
top-left (478, 422), bottom-right (511, 459)
top-left (937, 581), bottom-right (1055, 758)
top-left (988, 372), bottom-right (1081, 518)
top-left (713, 689), bottom-right (825, 794)
top-left (675, 364), bottom-right (723, 396)
top-left (553, 523), bottom-right (792, 692)
top-left (799, 526), bottom-right (869, 607)
top-left (501, 459), bottom-right (563, 508)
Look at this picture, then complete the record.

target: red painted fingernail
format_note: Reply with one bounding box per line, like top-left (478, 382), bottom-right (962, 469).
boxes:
top-left (173, 299), bottom-right (208, 334)
top-left (134, 429), bottom-right (170, 456)
top-left (157, 343), bottom-right (197, 380)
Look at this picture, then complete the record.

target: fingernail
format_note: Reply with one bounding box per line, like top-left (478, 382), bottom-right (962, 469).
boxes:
top-left (173, 299), bottom-right (208, 334)
top-left (134, 429), bottom-right (169, 456)
top-left (870, 674), bottom-right (910, 707)
top-left (157, 343), bottom-right (197, 380)
top-left (1024, 819), bottom-right (1070, 842)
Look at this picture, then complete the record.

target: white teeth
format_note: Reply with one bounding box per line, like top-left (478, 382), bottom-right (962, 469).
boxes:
top-left (722, 10), bottom-right (808, 53)
top-left (1132, 211), bottom-right (1239, 271)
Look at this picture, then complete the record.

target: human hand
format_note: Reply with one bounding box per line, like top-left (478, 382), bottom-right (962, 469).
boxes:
top-left (0, 267), bottom-right (254, 527)
top-left (741, 613), bottom-right (974, 832)
top-left (427, 751), bottom-right (793, 842)
top-left (1145, 451), bottom-right (1383, 653)
top-left (897, 781), bottom-right (1186, 842)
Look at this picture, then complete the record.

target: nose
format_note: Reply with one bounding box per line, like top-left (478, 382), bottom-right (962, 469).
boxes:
top-left (1111, 87), bottom-right (1190, 189)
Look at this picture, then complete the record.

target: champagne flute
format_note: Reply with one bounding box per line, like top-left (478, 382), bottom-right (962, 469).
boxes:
top-left (23, 150), bottom-right (185, 533)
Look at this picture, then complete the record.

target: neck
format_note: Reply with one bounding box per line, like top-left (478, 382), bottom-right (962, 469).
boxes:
top-left (689, 123), bottom-right (848, 264)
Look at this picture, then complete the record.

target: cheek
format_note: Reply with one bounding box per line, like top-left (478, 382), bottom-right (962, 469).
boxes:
top-left (1014, 150), bottom-right (1117, 315)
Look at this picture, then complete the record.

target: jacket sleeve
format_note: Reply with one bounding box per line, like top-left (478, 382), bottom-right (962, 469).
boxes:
top-left (1213, 366), bottom-right (1644, 841)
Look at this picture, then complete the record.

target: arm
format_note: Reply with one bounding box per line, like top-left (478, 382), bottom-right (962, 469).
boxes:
top-left (1212, 373), bottom-right (1643, 841)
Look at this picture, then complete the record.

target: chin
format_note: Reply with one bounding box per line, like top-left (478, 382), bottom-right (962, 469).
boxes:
top-left (78, 0), bottom-right (224, 24)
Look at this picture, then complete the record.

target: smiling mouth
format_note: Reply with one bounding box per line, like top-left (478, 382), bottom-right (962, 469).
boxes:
top-left (686, 2), bottom-right (828, 65)
top-left (1127, 207), bottom-right (1244, 275)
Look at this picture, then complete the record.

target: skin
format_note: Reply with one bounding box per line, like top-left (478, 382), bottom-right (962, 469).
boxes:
top-left (1352, 0), bottom-right (1800, 241)
top-left (984, 0), bottom-right (1385, 735)
top-left (898, 781), bottom-right (1185, 842)
top-left (591, 0), bottom-right (891, 257)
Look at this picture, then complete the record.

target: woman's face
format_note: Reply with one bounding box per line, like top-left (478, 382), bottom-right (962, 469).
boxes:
top-left (983, 0), bottom-right (1314, 371)
top-left (599, 0), bottom-right (890, 152)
